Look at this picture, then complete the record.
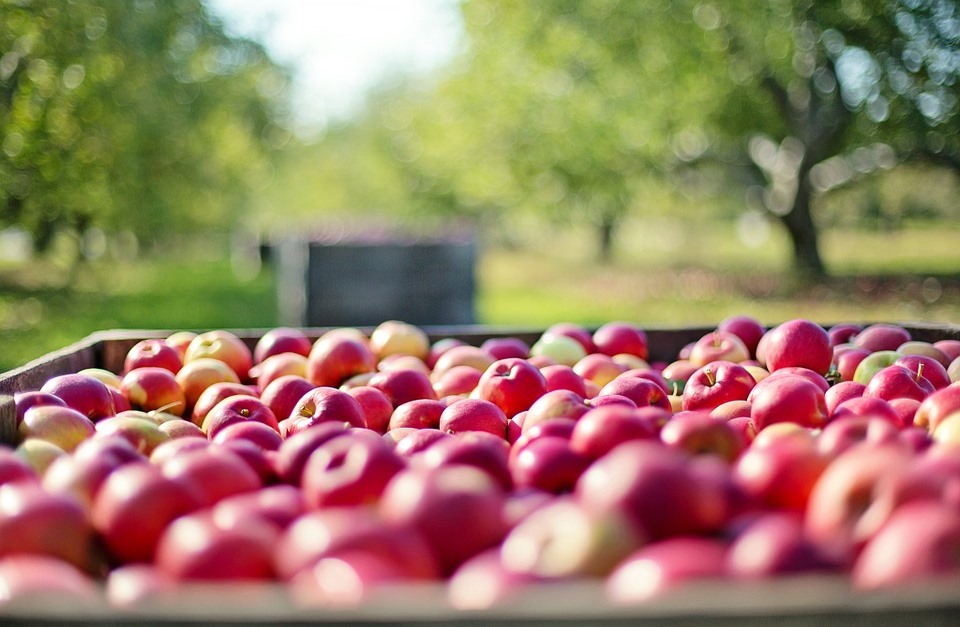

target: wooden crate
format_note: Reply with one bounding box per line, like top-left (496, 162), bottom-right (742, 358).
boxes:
top-left (2, 323), bottom-right (960, 624)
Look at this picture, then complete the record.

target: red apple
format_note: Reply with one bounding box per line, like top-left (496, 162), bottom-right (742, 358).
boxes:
top-left (727, 511), bottom-right (838, 579)
top-left (251, 352), bottom-right (308, 391)
top-left (104, 563), bottom-right (175, 607)
top-left (935, 340), bottom-right (960, 363)
top-left (280, 386), bottom-right (366, 437)
top-left (827, 323), bottom-right (862, 347)
top-left (0, 481), bottom-right (93, 570)
top-left (40, 373), bottom-right (116, 421)
top-left (432, 365), bottom-right (483, 398)
top-left (688, 331), bottom-right (750, 367)
top-left (211, 420), bottom-right (284, 451)
top-left (301, 432), bottom-right (406, 508)
top-left (190, 381), bottom-right (258, 426)
top-left (0, 555), bottom-right (98, 605)
top-left (817, 415), bottom-right (899, 458)
top-left (760, 319), bottom-right (832, 375)
top-left (448, 548), bottom-right (540, 610)
top-left (258, 375), bottom-right (315, 428)
top-left (306, 333), bottom-right (377, 388)
top-left (427, 337), bottom-right (467, 369)
top-left (124, 338), bottom-right (183, 375)
top-left (659, 411), bottom-right (746, 463)
top-left (718, 315), bottom-right (765, 357)
top-left (388, 399), bottom-right (446, 431)
top-left (175, 358), bottom-right (241, 412)
top-left (681, 361), bottom-right (755, 412)
top-left (121, 367), bottom-right (186, 417)
top-left (539, 364), bottom-right (588, 397)
top-left (13, 391), bottom-right (68, 429)
top-left (853, 323), bottom-right (911, 352)
top-left (894, 354), bottom-right (951, 390)
top-left (598, 376), bottom-right (672, 412)
top-left (160, 447), bottom-right (262, 508)
top-left (184, 330), bottom-right (253, 381)
top-left (200, 395), bottom-right (279, 440)
top-left (254, 327), bottom-right (312, 364)
top-left (439, 398), bottom-right (509, 437)
top-left (749, 375), bottom-right (827, 431)
top-left (607, 536), bottom-right (728, 603)
top-left (733, 432), bottom-right (829, 512)
top-left (509, 436), bottom-right (591, 493)
top-left (368, 368), bottom-right (437, 408)
top-left (394, 428), bottom-right (451, 458)
top-left (273, 421), bottom-right (353, 485)
top-left (709, 400), bottom-right (752, 421)
top-left (345, 385), bottom-right (393, 434)
top-left (432, 345), bottom-right (496, 378)
top-left (864, 364), bottom-right (935, 403)
top-left (474, 358), bottom-right (548, 419)
top-left (592, 322), bottom-right (648, 360)
top-left (915, 384), bottom-right (960, 433)
top-left (825, 381), bottom-right (866, 415)
top-left (0, 447), bottom-right (38, 487)
top-left (890, 397), bottom-right (922, 428)
top-left (418, 432), bottom-right (512, 491)
top-left (520, 389), bottom-right (589, 435)
top-left (897, 341), bottom-right (952, 369)
top-left (211, 484), bottom-right (306, 533)
top-left (834, 347), bottom-right (872, 383)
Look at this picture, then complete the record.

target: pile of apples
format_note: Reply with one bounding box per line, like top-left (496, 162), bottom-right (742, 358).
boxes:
top-left (4, 317), bottom-right (960, 610)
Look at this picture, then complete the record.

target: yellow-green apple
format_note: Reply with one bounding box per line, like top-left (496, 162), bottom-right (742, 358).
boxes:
top-left (834, 347), bottom-right (871, 382)
top-left (190, 381), bottom-right (258, 426)
top-left (439, 398), bottom-right (509, 437)
top-left (13, 438), bottom-right (65, 476)
top-left (681, 361), bottom-right (755, 412)
top-left (688, 331), bottom-right (750, 367)
top-left (894, 354), bottom-right (951, 390)
top-left (474, 358), bottom-right (548, 419)
top-left (78, 368), bottom-right (122, 390)
top-left (369, 368), bottom-right (437, 408)
top-left (501, 495), bottom-right (641, 579)
top-left (121, 367), bottom-right (186, 417)
top-left (279, 386), bottom-right (366, 438)
top-left (158, 418), bottom-right (206, 440)
top-left (301, 431), bottom-right (406, 508)
top-left (418, 432), bottom-right (512, 491)
top-left (530, 333), bottom-right (587, 367)
top-left (13, 392), bottom-right (67, 429)
top-left (201, 395), bottom-right (279, 440)
top-left (92, 461), bottom-right (204, 563)
top-left (306, 333), bottom-right (377, 388)
top-left (18, 406), bottom-right (95, 453)
top-left (124, 339), bottom-right (183, 375)
top-left (154, 509), bottom-right (275, 581)
top-left (749, 375), bottom-right (827, 431)
top-left (544, 322), bottom-right (597, 354)
top-left (606, 536), bottom-right (728, 603)
top-left (576, 440), bottom-right (726, 540)
top-left (40, 373), bottom-right (116, 422)
top-left (253, 327), bottom-right (312, 364)
top-left (592, 322), bottom-right (648, 360)
top-left (184, 330), bottom-right (253, 381)
top-left (853, 323), bottom-right (911, 352)
top-left (273, 421), bottom-right (354, 485)
top-left (760, 319), bottom-right (832, 375)
top-left (914, 383), bottom-right (960, 433)
top-left (727, 511), bottom-right (838, 579)
top-left (659, 411), bottom-right (746, 463)
top-left (345, 385), bottom-right (393, 434)
top-left (718, 314), bottom-right (766, 358)
top-left (574, 353), bottom-right (628, 388)
top-left (175, 357), bottom-right (241, 413)
top-left (95, 413), bottom-right (170, 455)
top-left (368, 320), bottom-right (430, 361)
top-left (0, 481), bottom-right (93, 571)
top-left (258, 375), bottom-right (315, 428)
top-left (509, 436), bottom-right (591, 493)
top-left (378, 464), bottom-right (509, 576)
top-left (852, 500), bottom-right (960, 591)
top-left (388, 399), bottom-right (446, 431)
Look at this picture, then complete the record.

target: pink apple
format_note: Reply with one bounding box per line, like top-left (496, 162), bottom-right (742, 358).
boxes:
top-left (279, 386), bottom-right (366, 437)
top-left (592, 322), bottom-right (648, 360)
top-left (121, 367), bottom-right (187, 417)
top-left (520, 389), bottom-right (589, 435)
top-left (832, 396), bottom-right (904, 428)
top-left (251, 352), bottom-right (308, 391)
top-left (659, 411), bottom-right (746, 463)
top-left (574, 353), bottom-right (628, 388)
top-left (448, 548), bottom-right (540, 610)
top-left (474, 358), bottom-right (548, 419)
top-left (200, 395), bottom-right (278, 440)
top-left (718, 315), bottom-right (765, 357)
top-left (894, 354), bottom-right (951, 390)
top-left (0, 447), bottom-right (38, 486)
top-left (749, 375), bottom-right (828, 431)
top-left (733, 432), bottom-right (829, 512)
top-left (393, 428), bottom-right (452, 458)
top-left (688, 331), bottom-right (750, 367)
top-left (160, 447), bottom-right (261, 508)
top-left (0, 481), bottom-right (93, 571)
top-left (727, 511), bottom-right (838, 578)
top-left (18, 405), bottom-right (95, 453)
top-left (935, 340), bottom-right (960, 363)
top-left (124, 339), bottom-right (183, 375)
top-left (165, 331), bottom-right (197, 360)
top-left (95, 413), bottom-right (170, 455)
top-left (432, 365), bottom-right (483, 398)
top-left (211, 483), bottom-right (306, 533)
top-left (509, 436), bottom-right (591, 493)
top-left (39, 373), bottom-right (116, 421)
top-left (184, 330), bottom-right (254, 381)
top-left (427, 337), bottom-right (467, 369)
top-left (432, 345), bottom-right (497, 378)
top-left (681, 361), bottom-right (755, 412)
top-left (273, 421), bottom-right (353, 485)
top-left (345, 385), bottom-right (393, 434)
top-left (915, 384), bottom-right (960, 433)
top-left (189, 381), bottom-right (258, 427)
top-left (13, 392), bottom-right (68, 429)
top-left (211, 420), bottom-right (283, 451)
top-left (760, 319), bottom-right (832, 376)
top-left (306, 333), bottom-right (377, 388)
top-left (258, 375), bottom-right (316, 428)
top-left (834, 347), bottom-right (872, 382)
top-left (816, 415), bottom-right (900, 458)
top-left (608, 536), bottom-right (729, 603)
top-left (439, 398), bottom-right (508, 437)
top-left (388, 399), bottom-right (446, 431)
top-left (890, 397), bottom-right (922, 427)
top-left (0, 555), bottom-right (98, 605)
top-left (253, 327), bottom-right (312, 364)
top-left (853, 323), bottom-right (911, 352)
top-left (418, 432), bottom-right (512, 491)
top-left (710, 400), bottom-right (752, 421)
top-left (827, 323), bottom-right (862, 347)
top-left (539, 364), bottom-right (588, 397)
top-left (368, 368), bottom-right (437, 408)
top-left (825, 381), bottom-right (866, 415)
top-left (301, 431), bottom-right (406, 508)
top-left (598, 376), bottom-right (671, 411)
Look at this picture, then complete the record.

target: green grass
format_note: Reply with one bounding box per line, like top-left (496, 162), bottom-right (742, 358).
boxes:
top-left (2, 221), bottom-right (960, 372)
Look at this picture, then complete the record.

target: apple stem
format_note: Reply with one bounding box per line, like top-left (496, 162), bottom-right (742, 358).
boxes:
top-left (705, 368), bottom-right (715, 386)
top-left (915, 362), bottom-right (925, 383)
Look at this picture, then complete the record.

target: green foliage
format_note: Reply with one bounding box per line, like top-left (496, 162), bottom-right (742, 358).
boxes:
top-left (0, 0), bottom-right (290, 252)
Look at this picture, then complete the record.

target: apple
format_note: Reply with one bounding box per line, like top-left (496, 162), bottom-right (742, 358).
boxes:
top-left (760, 319), bottom-right (832, 375)
top-left (0, 555), bottom-right (98, 605)
top-left (368, 320), bottom-right (430, 361)
top-left (13, 392), bottom-right (68, 429)
top-left (190, 381), bottom-right (258, 426)
top-left (727, 511), bottom-right (838, 578)
top-left (427, 337), bottom-right (467, 369)
top-left (253, 326), bottom-right (312, 364)
top-left (688, 331), bottom-right (750, 367)
top-left (159, 418), bottom-right (206, 440)
top-left (749, 375), bottom-right (827, 431)
top-left (474, 358), bottom-right (548, 419)
top-left (509, 436), bottom-right (591, 493)
top-left (160, 447), bottom-right (261, 508)
top-left (121, 367), bottom-right (186, 417)
top-left (852, 500), bottom-right (960, 590)
top-left (439, 398), bottom-right (509, 437)
top-left (200, 394), bottom-right (279, 440)
top-left (95, 413), bottom-right (170, 455)
top-left (576, 440), bottom-right (726, 540)
top-left (530, 333), bottom-right (588, 367)
top-left (301, 431), bottom-right (406, 508)
top-left (539, 364), bottom-right (588, 397)
top-left (287, 550), bottom-right (410, 607)
top-left (544, 322), bottom-right (596, 354)
top-left (104, 563), bottom-right (175, 607)
top-left (0, 447), bottom-right (38, 487)
top-left (592, 322), bottom-right (648, 360)
top-left (659, 411), bottom-right (746, 463)
top-left (379, 464), bottom-right (509, 576)
top-left (210, 484), bottom-right (306, 534)
top-left (418, 432), bottom-right (512, 491)
top-left (890, 397), bottom-right (922, 428)
top-left (520, 390), bottom-right (589, 435)
top-left (251, 352), bottom-right (308, 391)
top-left (827, 323), bottom-right (862, 347)
top-left (816, 415), bottom-right (899, 458)
top-left (718, 315), bottom-right (765, 357)
top-left (165, 331), bottom-right (198, 360)
top-left (344, 385), bottom-right (393, 434)
top-left (733, 431), bottom-right (829, 511)
top-left (124, 339), bottom-right (183, 375)
top-left (256, 375), bottom-right (314, 428)
top-left (681, 361), bottom-right (755, 412)
top-left (280, 386), bottom-right (366, 437)
top-left (607, 536), bottom-right (728, 603)
top-left (756, 366), bottom-right (829, 393)
top-left (155, 509), bottom-right (275, 581)
top-left (598, 376), bottom-right (671, 411)
top-left (935, 340), bottom-right (960, 363)
top-left (864, 364), bottom-right (935, 403)
top-left (825, 381), bottom-right (866, 415)
top-left (914, 384), bottom-right (960, 433)
top-left (894, 354), bottom-right (951, 390)
top-left (273, 421), bottom-right (353, 485)
top-left (175, 357), bottom-right (241, 412)
top-left (184, 330), bottom-right (253, 381)
top-left (92, 461), bottom-right (204, 563)
top-left (368, 368), bottom-right (438, 408)
top-left (388, 399), bottom-right (446, 431)
top-left (709, 399), bottom-right (752, 421)
top-left (573, 353), bottom-right (628, 389)
top-left (13, 438), bottom-right (66, 476)
top-left (834, 347), bottom-right (872, 383)
top-left (479, 336), bottom-right (531, 361)
top-left (949, 356), bottom-right (960, 383)
top-left (448, 548), bottom-right (540, 610)
top-left (432, 345), bottom-right (496, 378)
top-left (306, 333), bottom-right (377, 388)
top-left (432, 365), bottom-right (483, 398)
top-left (853, 323), bottom-right (912, 352)
top-left (833, 396), bottom-right (904, 428)
top-left (39, 373), bottom-right (116, 421)
top-left (897, 341), bottom-right (952, 369)
top-left (0, 481), bottom-right (93, 571)
top-left (18, 405), bottom-right (95, 453)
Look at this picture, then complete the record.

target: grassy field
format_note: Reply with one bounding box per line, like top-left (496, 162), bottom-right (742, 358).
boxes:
top-left (2, 222), bottom-right (959, 372)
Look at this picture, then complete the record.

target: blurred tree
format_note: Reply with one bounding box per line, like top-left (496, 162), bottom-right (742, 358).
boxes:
top-left (386, 0), bottom-right (959, 277)
top-left (0, 0), bottom-right (290, 257)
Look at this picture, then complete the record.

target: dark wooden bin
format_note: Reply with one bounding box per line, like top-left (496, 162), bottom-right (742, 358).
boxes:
top-left (2, 322), bottom-right (960, 625)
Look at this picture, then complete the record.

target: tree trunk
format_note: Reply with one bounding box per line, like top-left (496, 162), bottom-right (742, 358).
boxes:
top-left (597, 214), bottom-right (616, 263)
top-left (781, 165), bottom-right (826, 280)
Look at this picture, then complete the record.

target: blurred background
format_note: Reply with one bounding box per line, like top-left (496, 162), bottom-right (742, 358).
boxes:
top-left (2, 0), bottom-right (959, 371)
